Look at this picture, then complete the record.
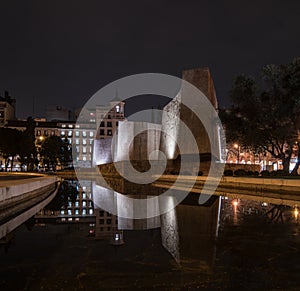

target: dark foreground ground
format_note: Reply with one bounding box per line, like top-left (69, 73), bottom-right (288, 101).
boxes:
top-left (1, 218), bottom-right (300, 290)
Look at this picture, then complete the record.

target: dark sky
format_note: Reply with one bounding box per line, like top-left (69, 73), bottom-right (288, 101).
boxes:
top-left (0, 0), bottom-right (299, 119)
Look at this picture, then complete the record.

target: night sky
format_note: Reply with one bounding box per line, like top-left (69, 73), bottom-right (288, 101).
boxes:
top-left (0, 0), bottom-right (299, 119)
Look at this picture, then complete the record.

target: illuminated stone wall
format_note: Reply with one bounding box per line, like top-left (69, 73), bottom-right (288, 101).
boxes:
top-left (92, 138), bottom-right (114, 166)
top-left (115, 121), bottom-right (162, 162)
top-left (159, 67), bottom-right (221, 160)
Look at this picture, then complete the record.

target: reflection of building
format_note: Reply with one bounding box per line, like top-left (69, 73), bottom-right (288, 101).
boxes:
top-left (35, 180), bottom-right (95, 222)
top-left (94, 209), bottom-right (123, 244)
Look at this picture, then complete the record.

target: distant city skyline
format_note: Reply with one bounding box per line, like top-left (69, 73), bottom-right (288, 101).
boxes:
top-left (0, 1), bottom-right (299, 119)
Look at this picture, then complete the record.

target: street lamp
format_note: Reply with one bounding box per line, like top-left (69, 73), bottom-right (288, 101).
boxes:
top-left (234, 143), bottom-right (240, 164)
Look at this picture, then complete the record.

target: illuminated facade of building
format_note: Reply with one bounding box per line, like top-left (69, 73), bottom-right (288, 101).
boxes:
top-left (0, 91), bottom-right (16, 127)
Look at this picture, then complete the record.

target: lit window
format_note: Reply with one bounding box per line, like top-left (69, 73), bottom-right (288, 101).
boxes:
top-left (75, 131), bottom-right (79, 137)
top-left (90, 119), bottom-right (96, 123)
top-left (51, 130), bottom-right (55, 136)
top-left (83, 147), bottom-right (87, 153)
top-left (89, 139), bottom-right (93, 145)
top-left (75, 209), bottom-right (79, 215)
top-left (68, 130), bottom-right (72, 137)
top-left (83, 139), bottom-right (87, 145)
top-left (44, 130), bottom-right (48, 136)
top-left (89, 209), bottom-right (93, 215)
top-left (68, 209), bottom-right (72, 215)
top-left (36, 130), bottom-right (41, 136)
top-left (89, 131), bottom-right (94, 137)
top-left (61, 131), bottom-right (65, 136)
top-left (116, 105), bottom-right (120, 113)
top-left (82, 193), bottom-right (86, 199)
top-left (68, 124), bottom-right (73, 128)
top-left (62, 124), bottom-right (66, 128)
top-left (82, 209), bottom-right (86, 215)
top-left (75, 139), bottom-right (79, 145)
top-left (60, 210), bottom-right (65, 215)
top-left (76, 146), bottom-right (79, 153)
top-left (107, 130), bottom-right (112, 136)
top-left (82, 131), bottom-right (87, 137)
top-left (75, 201), bottom-right (79, 207)
top-left (68, 138), bottom-right (72, 144)
top-left (83, 156), bottom-right (86, 161)
top-left (82, 201), bottom-right (87, 207)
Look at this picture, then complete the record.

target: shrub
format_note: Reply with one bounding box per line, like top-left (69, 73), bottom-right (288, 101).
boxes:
top-left (253, 171), bottom-right (259, 176)
top-left (260, 170), bottom-right (270, 177)
top-left (234, 169), bottom-right (247, 176)
top-left (223, 169), bottom-right (234, 176)
top-left (275, 169), bottom-right (285, 176)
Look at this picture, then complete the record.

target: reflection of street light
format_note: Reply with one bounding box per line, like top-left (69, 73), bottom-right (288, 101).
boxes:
top-left (234, 143), bottom-right (240, 164)
top-left (294, 207), bottom-right (299, 220)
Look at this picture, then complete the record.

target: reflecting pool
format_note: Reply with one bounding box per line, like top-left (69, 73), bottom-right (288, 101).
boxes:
top-left (1, 179), bottom-right (300, 290)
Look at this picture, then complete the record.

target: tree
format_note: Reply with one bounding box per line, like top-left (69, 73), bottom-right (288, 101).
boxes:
top-left (18, 117), bottom-right (37, 171)
top-left (61, 137), bottom-right (72, 168)
top-left (40, 136), bottom-right (62, 171)
top-left (0, 128), bottom-right (22, 171)
top-left (40, 136), bottom-right (71, 171)
top-left (220, 58), bottom-right (300, 174)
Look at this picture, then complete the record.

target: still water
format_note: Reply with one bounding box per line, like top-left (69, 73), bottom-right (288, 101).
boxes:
top-left (1, 179), bottom-right (300, 290)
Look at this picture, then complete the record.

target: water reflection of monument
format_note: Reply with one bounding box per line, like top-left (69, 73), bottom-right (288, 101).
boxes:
top-left (92, 182), bottom-right (220, 272)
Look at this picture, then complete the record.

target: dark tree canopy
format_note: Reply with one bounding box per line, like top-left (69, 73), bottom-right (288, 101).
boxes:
top-left (0, 128), bottom-right (22, 170)
top-left (220, 58), bottom-right (300, 174)
top-left (40, 136), bottom-right (71, 170)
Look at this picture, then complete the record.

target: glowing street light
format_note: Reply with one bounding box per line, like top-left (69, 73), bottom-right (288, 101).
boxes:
top-left (234, 143), bottom-right (240, 164)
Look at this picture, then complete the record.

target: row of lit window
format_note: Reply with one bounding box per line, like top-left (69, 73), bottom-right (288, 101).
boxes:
top-left (61, 131), bottom-right (94, 138)
top-left (75, 131), bottom-right (94, 137)
top-left (75, 146), bottom-right (92, 154)
top-left (61, 209), bottom-right (94, 215)
top-left (75, 139), bottom-right (93, 145)
top-left (36, 130), bottom-right (56, 136)
top-left (76, 156), bottom-right (91, 161)
top-left (68, 201), bottom-right (93, 207)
